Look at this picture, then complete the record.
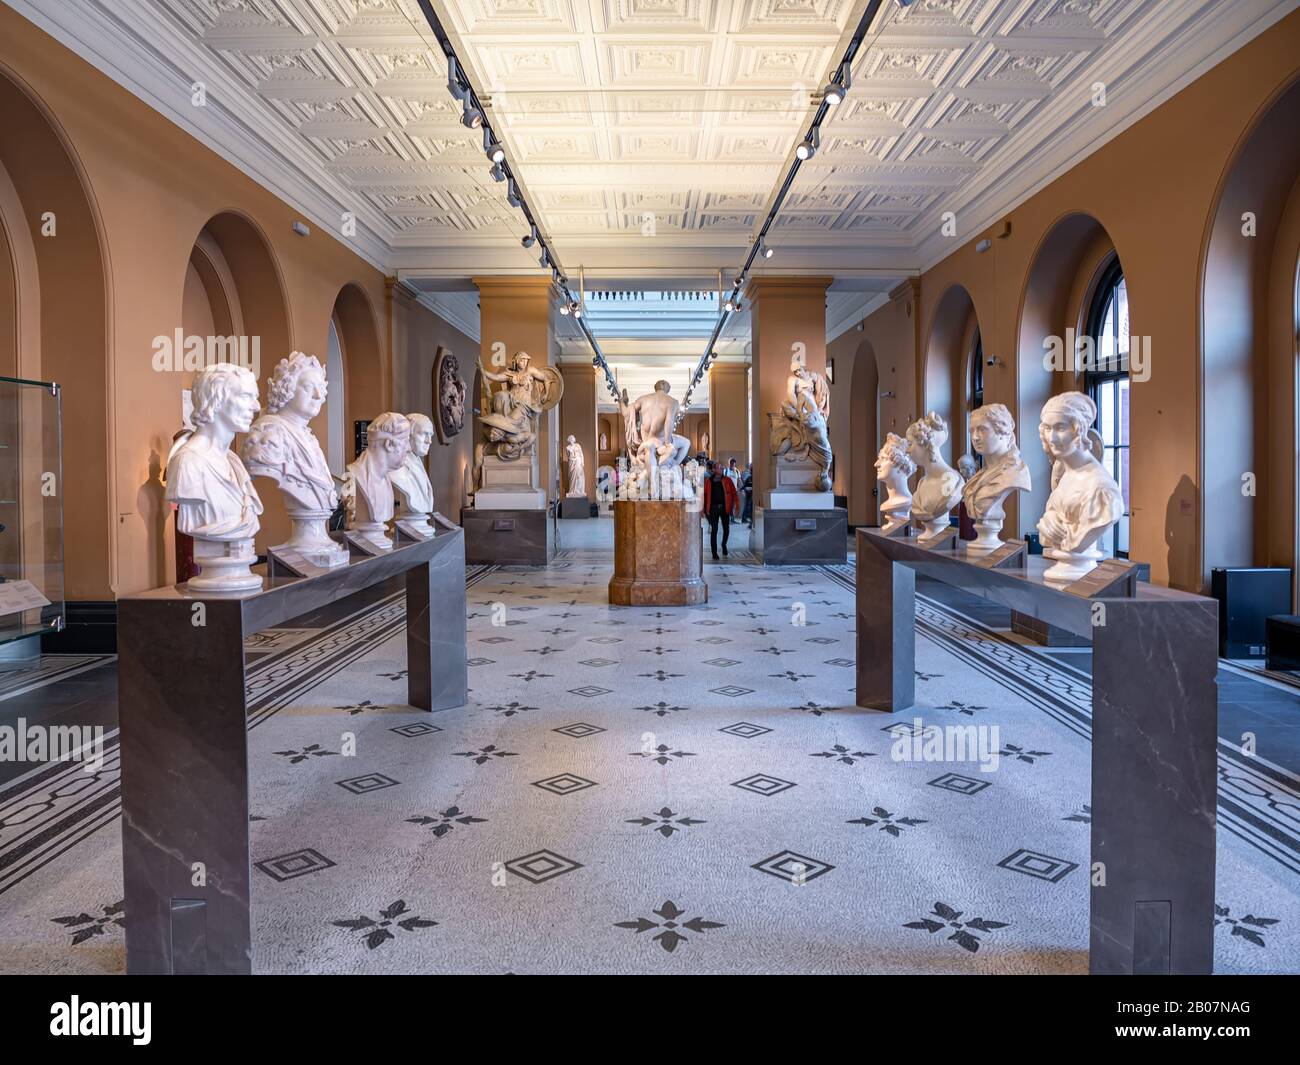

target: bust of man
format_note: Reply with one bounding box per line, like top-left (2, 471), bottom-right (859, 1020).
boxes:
top-left (390, 413), bottom-right (435, 524)
top-left (165, 362), bottom-right (263, 590)
top-left (348, 412), bottom-right (411, 530)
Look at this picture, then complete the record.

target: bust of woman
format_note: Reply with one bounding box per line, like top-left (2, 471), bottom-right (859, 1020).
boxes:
top-left (165, 362), bottom-right (264, 591)
top-left (874, 432), bottom-right (915, 534)
top-left (1036, 391), bottom-right (1123, 581)
top-left (242, 351), bottom-right (348, 568)
top-left (906, 412), bottom-right (964, 544)
top-left (961, 402), bottom-right (1031, 551)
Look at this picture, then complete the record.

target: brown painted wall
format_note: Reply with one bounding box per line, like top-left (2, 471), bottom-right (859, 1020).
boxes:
top-left (708, 362), bottom-right (748, 469)
top-left (0, 6), bottom-right (393, 598)
top-left (845, 11), bottom-right (1300, 590)
top-left (390, 283), bottom-right (477, 518)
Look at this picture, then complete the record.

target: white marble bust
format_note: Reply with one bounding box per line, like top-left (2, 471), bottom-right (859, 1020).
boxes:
top-left (874, 432), bottom-right (916, 535)
top-left (906, 412), bottom-right (964, 544)
top-left (165, 362), bottom-right (263, 591)
top-left (390, 412), bottom-right (435, 538)
top-left (346, 412), bottom-right (411, 551)
top-left (564, 434), bottom-right (586, 497)
top-left (1037, 391), bottom-right (1124, 582)
top-left (962, 403), bottom-right (1032, 551)
top-left (242, 351), bottom-right (348, 568)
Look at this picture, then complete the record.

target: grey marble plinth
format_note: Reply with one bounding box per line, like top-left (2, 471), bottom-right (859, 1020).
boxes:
top-left (752, 507), bottom-right (847, 565)
top-left (854, 528), bottom-right (1217, 975)
top-left (117, 529), bottom-right (469, 975)
top-left (460, 507), bottom-right (553, 565)
top-left (559, 498), bottom-right (593, 519)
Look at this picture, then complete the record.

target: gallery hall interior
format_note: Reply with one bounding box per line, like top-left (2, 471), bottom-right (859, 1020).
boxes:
top-left (2, 0), bottom-right (1300, 987)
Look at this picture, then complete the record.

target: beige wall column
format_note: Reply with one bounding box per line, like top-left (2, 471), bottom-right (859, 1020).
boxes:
top-left (559, 362), bottom-right (597, 503)
top-left (473, 277), bottom-right (559, 503)
top-left (708, 361), bottom-right (748, 467)
top-left (747, 277), bottom-right (832, 505)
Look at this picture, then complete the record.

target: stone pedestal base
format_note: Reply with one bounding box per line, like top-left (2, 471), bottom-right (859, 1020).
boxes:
top-left (476, 452), bottom-right (543, 509)
top-left (609, 500), bottom-right (706, 606)
top-left (460, 507), bottom-right (553, 566)
top-left (752, 507), bottom-right (847, 565)
top-left (559, 497), bottom-right (593, 519)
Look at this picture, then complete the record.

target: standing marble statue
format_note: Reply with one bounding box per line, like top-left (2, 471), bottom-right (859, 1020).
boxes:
top-left (165, 362), bottom-right (264, 591)
top-left (1037, 391), bottom-right (1124, 581)
top-left (390, 413), bottom-right (436, 539)
top-left (874, 432), bottom-right (916, 535)
top-left (962, 403), bottom-right (1032, 551)
top-left (769, 347), bottom-right (832, 493)
top-left (242, 351), bottom-right (349, 569)
top-left (564, 435), bottom-right (586, 497)
top-left (473, 351), bottom-right (562, 505)
top-left (629, 380), bottom-right (690, 500)
top-left (346, 412), bottom-right (411, 552)
top-left (906, 412), bottom-right (964, 544)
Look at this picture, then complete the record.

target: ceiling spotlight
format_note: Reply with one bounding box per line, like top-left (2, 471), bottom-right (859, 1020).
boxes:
top-left (539, 246), bottom-right (550, 269)
top-left (724, 298), bottom-right (736, 313)
top-left (446, 55), bottom-right (466, 101)
top-left (484, 132), bottom-right (505, 164)
top-left (760, 241), bottom-right (774, 259)
top-left (796, 128), bottom-right (819, 160)
top-left (461, 98), bottom-right (483, 130)
top-left (521, 226), bottom-right (536, 248)
top-left (489, 162), bottom-right (505, 182)
top-left (823, 82), bottom-right (845, 106)
top-left (572, 302), bottom-right (583, 319)
top-left (560, 303), bottom-right (570, 316)
top-left (506, 179), bottom-right (521, 209)
top-left (823, 60), bottom-right (852, 106)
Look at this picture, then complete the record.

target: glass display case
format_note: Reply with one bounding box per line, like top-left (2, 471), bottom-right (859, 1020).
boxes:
top-left (0, 376), bottom-right (64, 649)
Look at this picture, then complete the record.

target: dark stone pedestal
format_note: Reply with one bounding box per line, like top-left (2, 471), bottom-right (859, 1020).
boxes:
top-left (752, 507), bottom-right (848, 565)
top-left (609, 500), bottom-right (707, 606)
top-left (559, 498), bottom-right (593, 519)
top-left (117, 529), bottom-right (468, 975)
top-left (460, 507), bottom-right (553, 565)
top-left (855, 528), bottom-right (1217, 975)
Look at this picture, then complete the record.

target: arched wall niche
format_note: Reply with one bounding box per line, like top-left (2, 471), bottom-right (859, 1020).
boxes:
top-left (1201, 73), bottom-right (1300, 599)
top-left (849, 338), bottom-right (879, 526)
top-left (921, 283), bottom-right (980, 468)
top-left (0, 62), bottom-right (111, 601)
top-left (1014, 212), bottom-right (1119, 540)
top-left (332, 281), bottom-right (384, 444)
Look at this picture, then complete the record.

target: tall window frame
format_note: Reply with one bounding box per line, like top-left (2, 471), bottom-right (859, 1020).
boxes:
top-left (1082, 256), bottom-right (1130, 558)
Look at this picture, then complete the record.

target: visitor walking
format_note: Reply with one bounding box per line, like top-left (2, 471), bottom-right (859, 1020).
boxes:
top-left (741, 462), bottom-right (753, 525)
top-left (703, 461), bottom-right (736, 559)
top-left (726, 458), bottom-right (744, 520)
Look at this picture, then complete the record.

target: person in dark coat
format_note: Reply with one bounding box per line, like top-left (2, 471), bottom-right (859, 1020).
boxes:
top-left (703, 461), bottom-right (737, 559)
top-left (740, 463), bottom-right (753, 525)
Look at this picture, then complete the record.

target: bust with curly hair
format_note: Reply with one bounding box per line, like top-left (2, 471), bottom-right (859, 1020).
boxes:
top-left (874, 432), bottom-right (916, 534)
top-left (961, 402), bottom-right (1031, 550)
top-left (905, 411), bottom-right (964, 543)
top-left (240, 351), bottom-right (348, 567)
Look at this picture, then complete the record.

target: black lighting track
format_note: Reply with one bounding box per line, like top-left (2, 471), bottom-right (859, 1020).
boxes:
top-left (681, 0), bottom-right (889, 413)
top-left (413, 0), bottom-right (622, 402)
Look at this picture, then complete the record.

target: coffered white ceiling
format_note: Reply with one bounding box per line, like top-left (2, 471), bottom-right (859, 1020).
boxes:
top-left (11, 0), bottom-right (1296, 287)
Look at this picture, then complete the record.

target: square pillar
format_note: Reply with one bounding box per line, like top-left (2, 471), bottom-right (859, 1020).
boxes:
top-left (474, 276), bottom-right (559, 503)
top-left (559, 362), bottom-right (597, 504)
top-left (747, 277), bottom-right (832, 503)
top-left (708, 361), bottom-right (748, 468)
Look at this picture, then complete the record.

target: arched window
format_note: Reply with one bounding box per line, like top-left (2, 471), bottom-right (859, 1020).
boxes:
top-left (1083, 258), bottom-right (1130, 558)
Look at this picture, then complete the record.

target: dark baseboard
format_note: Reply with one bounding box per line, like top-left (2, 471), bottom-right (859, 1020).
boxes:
top-left (41, 601), bottom-right (117, 655)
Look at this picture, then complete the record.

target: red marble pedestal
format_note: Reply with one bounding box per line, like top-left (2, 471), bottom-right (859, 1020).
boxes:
top-left (609, 499), bottom-right (707, 606)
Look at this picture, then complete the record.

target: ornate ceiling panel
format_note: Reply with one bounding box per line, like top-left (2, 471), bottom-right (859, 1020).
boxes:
top-left (13, 0), bottom-right (1296, 278)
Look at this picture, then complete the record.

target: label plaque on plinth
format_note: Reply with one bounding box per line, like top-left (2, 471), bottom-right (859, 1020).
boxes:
top-left (962, 540), bottom-right (1027, 570)
top-left (609, 499), bottom-right (707, 606)
top-left (1059, 557), bottom-right (1139, 598)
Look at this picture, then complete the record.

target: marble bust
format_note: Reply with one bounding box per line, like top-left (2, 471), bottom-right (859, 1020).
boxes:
top-left (346, 412), bottom-right (411, 552)
top-left (390, 412), bottom-right (435, 539)
top-left (1036, 391), bottom-right (1124, 582)
top-left (962, 403), bottom-right (1032, 551)
top-left (165, 362), bottom-right (263, 591)
top-left (906, 412), bottom-right (964, 544)
top-left (874, 432), bottom-right (916, 535)
top-left (242, 351), bottom-right (348, 569)
top-left (564, 434), bottom-right (586, 497)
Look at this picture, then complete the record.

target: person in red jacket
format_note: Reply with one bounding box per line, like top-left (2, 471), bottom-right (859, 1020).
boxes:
top-left (703, 461), bottom-right (738, 559)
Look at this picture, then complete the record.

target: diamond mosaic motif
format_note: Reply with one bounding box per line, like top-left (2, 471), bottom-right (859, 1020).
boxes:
top-left (504, 849), bottom-right (584, 884)
top-left (731, 773), bottom-right (796, 797)
top-left (752, 850), bottom-right (835, 884)
top-left (997, 849), bottom-right (1079, 883)
top-left (719, 722), bottom-right (772, 739)
top-left (710, 685), bottom-right (754, 698)
top-left (553, 722), bottom-right (606, 739)
top-left (531, 773), bottom-right (598, 796)
top-left (927, 772), bottom-right (992, 796)
top-left (568, 685), bottom-right (613, 698)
